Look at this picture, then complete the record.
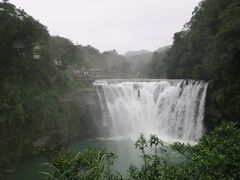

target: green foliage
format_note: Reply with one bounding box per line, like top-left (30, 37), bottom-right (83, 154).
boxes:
top-left (162, 122), bottom-right (240, 179)
top-left (42, 123), bottom-right (240, 179)
top-left (0, 1), bottom-right (52, 81)
top-left (127, 123), bottom-right (240, 179)
top-left (41, 148), bottom-right (122, 180)
top-left (148, 47), bottom-right (169, 78)
top-left (127, 134), bottom-right (170, 180)
top-left (0, 1), bottom-right (87, 172)
top-left (49, 36), bottom-right (85, 69)
top-left (148, 0), bottom-right (240, 128)
top-left (0, 1), bottom-right (55, 166)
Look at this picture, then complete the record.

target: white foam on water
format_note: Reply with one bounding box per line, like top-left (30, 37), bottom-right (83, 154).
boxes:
top-left (94, 79), bottom-right (208, 143)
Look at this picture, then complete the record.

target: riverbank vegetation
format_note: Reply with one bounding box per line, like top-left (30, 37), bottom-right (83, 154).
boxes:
top-left (41, 123), bottom-right (240, 179)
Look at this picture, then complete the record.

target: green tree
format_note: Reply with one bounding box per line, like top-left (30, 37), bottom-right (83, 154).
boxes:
top-left (153, 0), bottom-right (240, 129)
top-left (0, 1), bottom-right (57, 169)
top-left (49, 36), bottom-right (85, 70)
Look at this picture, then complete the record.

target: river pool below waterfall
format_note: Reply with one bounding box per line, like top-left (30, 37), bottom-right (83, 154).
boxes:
top-left (6, 138), bottom-right (140, 180)
top-left (6, 137), bottom-right (185, 180)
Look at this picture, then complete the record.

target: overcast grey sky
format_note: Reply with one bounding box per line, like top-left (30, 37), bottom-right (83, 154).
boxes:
top-left (11, 0), bottom-right (201, 54)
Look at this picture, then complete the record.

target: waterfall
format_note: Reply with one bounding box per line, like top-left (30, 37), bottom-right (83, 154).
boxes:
top-left (94, 79), bottom-right (208, 142)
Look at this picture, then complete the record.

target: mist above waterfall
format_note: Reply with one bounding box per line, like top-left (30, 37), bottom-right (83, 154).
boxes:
top-left (94, 79), bottom-right (208, 143)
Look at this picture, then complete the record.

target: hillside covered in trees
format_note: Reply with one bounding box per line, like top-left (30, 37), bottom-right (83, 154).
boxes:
top-left (149, 0), bottom-right (240, 129)
top-left (0, 1), bottom-right (138, 176)
top-left (0, 1), bottom-right (88, 173)
top-left (78, 46), bottom-right (131, 77)
top-left (0, 1), bottom-right (131, 176)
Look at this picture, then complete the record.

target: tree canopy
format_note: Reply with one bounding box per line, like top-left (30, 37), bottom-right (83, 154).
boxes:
top-left (0, 2), bottom-right (86, 171)
top-left (149, 0), bottom-right (240, 129)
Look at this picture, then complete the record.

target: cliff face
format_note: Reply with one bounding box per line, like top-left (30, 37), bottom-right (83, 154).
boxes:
top-left (63, 88), bottom-right (102, 141)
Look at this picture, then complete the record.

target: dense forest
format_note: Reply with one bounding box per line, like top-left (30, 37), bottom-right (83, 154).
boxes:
top-left (149, 0), bottom-right (240, 130)
top-left (0, 1), bottom-right (118, 176)
top-left (0, 1), bottom-right (135, 176)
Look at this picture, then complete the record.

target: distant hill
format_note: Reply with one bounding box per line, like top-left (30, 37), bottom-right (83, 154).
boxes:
top-left (124, 50), bottom-right (151, 57)
top-left (77, 45), bottom-right (130, 76)
top-left (123, 50), bottom-right (153, 74)
top-left (156, 45), bottom-right (171, 53)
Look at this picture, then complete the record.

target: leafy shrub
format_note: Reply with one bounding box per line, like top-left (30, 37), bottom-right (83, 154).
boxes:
top-left (128, 122), bottom-right (240, 179)
top-left (41, 148), bottom-right (123, 180)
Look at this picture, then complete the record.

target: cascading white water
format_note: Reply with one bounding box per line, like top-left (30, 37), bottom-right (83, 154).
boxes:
top-left (94, 79), bottom-right (208, 142)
